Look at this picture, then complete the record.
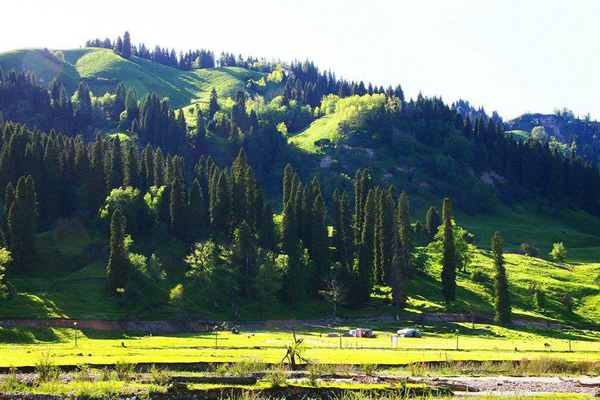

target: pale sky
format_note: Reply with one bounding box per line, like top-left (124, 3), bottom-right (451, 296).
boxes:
top-left (1, 0), bottom-right (599, 120)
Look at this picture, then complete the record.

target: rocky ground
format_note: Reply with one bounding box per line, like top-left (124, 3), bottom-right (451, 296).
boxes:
top-left (429, 375), bottom-right (600, 396)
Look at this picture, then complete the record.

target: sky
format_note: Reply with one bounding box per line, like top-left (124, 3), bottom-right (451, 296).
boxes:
top-left (1, 0), bottom-right (599, 120)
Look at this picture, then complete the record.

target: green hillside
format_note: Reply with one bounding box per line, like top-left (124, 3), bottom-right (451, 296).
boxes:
top-left (0, 202), bottom-right (598, 325)
top-left (289, 114), bottom-right (341, 153)
top-left (0, 48), bottom-right (278, 108)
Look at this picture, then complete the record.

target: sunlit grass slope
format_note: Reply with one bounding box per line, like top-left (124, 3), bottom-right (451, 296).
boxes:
top-left (0, 48), bottom-right (277, 108)
top-left (288, 114), bottom-right (341, 153)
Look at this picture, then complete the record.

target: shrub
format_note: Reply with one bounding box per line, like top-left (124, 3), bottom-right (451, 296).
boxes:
top-left (534, 288), bottom-right (546, 309)
top-left (228, 358), bottom-right (266, 377)
top-left (35, 351), bottom-right (59, 383)
top-left (307, 362), bottom-right (324, 386)
top-left (357, 363), bottom-right (378, 374)
top-left (520, 242), bottom-right (539, 257)
top-left (470, 269), bottom-right (489, 284)
top-left (114, 360), bottom-right (135, 381)
top-left (562, 292), bottom-right (574, 313)
top-left (550, 242), bottom-right (567, 262)
top-left (264, 367), bottom-right (287, 388)
top-left (149, 364), bottom-right (171, 384)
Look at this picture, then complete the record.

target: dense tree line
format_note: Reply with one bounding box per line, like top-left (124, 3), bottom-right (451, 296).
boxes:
top-left (402, 94), bottom-right (600, 215)
top-left (86, 32), bottom-right (216, 70)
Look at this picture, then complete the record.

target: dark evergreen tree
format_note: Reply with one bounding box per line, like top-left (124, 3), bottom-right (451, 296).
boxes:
top-left (374, 189), bottom-right (393, 284)
top-left (208, 87), bottom-right (220, 120)
top-left (357, 189), bottom-right (375, 305)
top-left (124, 144), bottom-right (141, 188)
top-left (332, 189), bottom-right (348, 272)
top-left (153, 147), bottom-right (165, 187)
top-left (125, 87), bottom-right (139, 122)
top-left (425, 206), bottom-right (442, 238)
top-left (492, 231), bottom-right (511, 325)
top-left (74, 81), bottom-right (92, 130)
top-left (441, 198), bottom-right (456, 304)
top-left (390, 201), bottom-right (406, 316)
top-left (108, 136), bottom-right (124, 190)
top-left (188, 178), bottom-right (207, 242)
top-left (210, 170), bottom-right (232, 240)
top-left (282, 164), bottom-right (294, 208)
top-left (107, 209), bottom-right (128, 293)
top-left (281, 200), bottom-right (298, 258)
top-left (195, 106), bottom-right (207, 149)
top-left (169, 177), bottom-right (186, 239)
top-left (311, 193), bottom-right (329, 289)
top-left (258, 203), bottom-right (276, 251)
top-left (7, 176), bottom-right (36, 273)
top-left (88, 133), bottom-right (106, 214)
top-left (122, 31), bottom-right (132, 60)
top-left (113, 82), bottom-right (126, 120)
top-left (397, 191), bottom-right (413, 278)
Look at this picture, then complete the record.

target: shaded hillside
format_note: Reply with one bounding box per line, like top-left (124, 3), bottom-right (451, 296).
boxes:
top-left (506, 112), bottom-right (600, 165)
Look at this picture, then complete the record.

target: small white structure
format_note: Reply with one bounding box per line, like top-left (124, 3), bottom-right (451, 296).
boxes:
top-left (397, 328), bottom-right (422, 338)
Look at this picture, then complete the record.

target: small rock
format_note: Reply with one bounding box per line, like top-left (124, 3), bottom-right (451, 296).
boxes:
top-left (167, 382), bottom-right (188, 394)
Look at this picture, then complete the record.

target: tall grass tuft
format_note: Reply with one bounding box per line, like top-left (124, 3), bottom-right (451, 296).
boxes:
top-left (149, 364), bottom-right (171, 384)
top-left (114, 359), bottom-right (136, 381)
top-left (228, 358), bottom-right (266, 377)
top-left (35, 350), bottom-right (59, 383)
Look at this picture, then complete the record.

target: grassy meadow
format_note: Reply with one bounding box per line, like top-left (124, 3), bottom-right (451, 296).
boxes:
top-left (1, 321), bottom-right (599, 368)
top-left (0, 48), bottom-right (280, 109)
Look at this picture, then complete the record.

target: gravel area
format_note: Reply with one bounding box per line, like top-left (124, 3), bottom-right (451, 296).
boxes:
top-left (436, 376), bottom-right (600, 396)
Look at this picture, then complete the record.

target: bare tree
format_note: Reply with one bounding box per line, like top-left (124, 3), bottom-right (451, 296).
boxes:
top-left (321, 272), bottom-right (345, 323)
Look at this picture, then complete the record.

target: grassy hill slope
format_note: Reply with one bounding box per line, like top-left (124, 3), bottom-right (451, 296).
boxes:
top-left (0, 48), bottom-right (278, 108)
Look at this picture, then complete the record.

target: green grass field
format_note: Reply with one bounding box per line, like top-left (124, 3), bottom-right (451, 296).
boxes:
top-left (0, 321), bottom-right (598, 367)
top-left (0, 48), bottom-right (280, 109)
top-left (505, 130), bottom-right (531, 141)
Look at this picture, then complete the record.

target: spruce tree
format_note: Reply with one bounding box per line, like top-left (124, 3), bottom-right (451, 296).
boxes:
top-left (441, 198), bottom-right (456, 304)
top-left (195, 106), bottom-right (207, 149)
top-left (108, 136), bottom-right (124, 190)
top-left (397, 191), bottom-right (413, 278)
top-left (332, 189), bottom-right (348, 270)
top-left (125, 87), bottom-right (139, 122)
top-left (282, 164), bottom-right (294, 208)
top-left (88, 133), bottom-right (106, 214)
top-left (281, 200), bottom-right (298, 258)
top-left (122, 31), bottom-right (132, 60)
top-left (390, 203), bottom-right (406, 317)
top-left (492, 231), bottom-right (512, 325)
top-left (210, 170), bottom-right (232, 240)
top-left (208, 87), bottom-right (220, 120)
top-left (258, 203), bottom-right (276, 251)
top-left (357, 189), bottom-right (375, 305)
top-left (107, 209), bottom-right (128, 293)
top-left (153, 147), bottom-right (165, 187)
top-left (114, 82), bottom-right (126, 120)
top-left (124, 144), bottom-right (141, 188)
top-left (188, 179), bottom-right (207, 241)
top-left (169, 177), bottom-right (186, 240)
top-left (7, 176), bottom-right (36, 273)
top-left (311, 193), bottom-right (329, 289)
top-left (425, 206), bottom-right (442, 238)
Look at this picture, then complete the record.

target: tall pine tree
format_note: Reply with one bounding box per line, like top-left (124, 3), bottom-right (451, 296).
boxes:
top-left (492, 231), bottom-right (511, 325)
top-left (107, 209), bottom-right (128, 293)
top-left (441, 198), bottom-right (456, 304)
